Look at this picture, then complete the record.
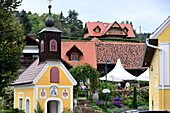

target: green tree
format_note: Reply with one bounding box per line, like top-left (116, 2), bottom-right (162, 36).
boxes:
top-left (0, 0), bottom-right (25, 96)
top-left (28, 13), bottom-right (46, 34)
top-left (0, 86), bottom-right (14, 109)
top-left (19, 10), bottom-right (31, 35)
top-left (132, 85), bottom-right (137, 108)
top-left (59, 11), bottom-right (65, 28)
top-left (69, 63), bottom-right (100, 97)
top-left (65, 9), bottom-right (83, 37)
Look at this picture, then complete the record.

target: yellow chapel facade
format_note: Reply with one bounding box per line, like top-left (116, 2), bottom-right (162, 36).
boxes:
top-left (12, 5), bottom-right (77, 112)
top-left (13, 60), bottom-right (77, 113)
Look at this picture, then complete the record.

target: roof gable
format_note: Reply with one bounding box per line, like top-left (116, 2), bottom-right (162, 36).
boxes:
top-left (25, 34), bottom-right (39, 45)
top-left (66, 45), bottom-right (83, 56)
top-left (102, 21), bottom-right (127, 36)
top-left (34, 62), bottom-right (77, 86)
top-left (150, 16), bottom-right (170, 39)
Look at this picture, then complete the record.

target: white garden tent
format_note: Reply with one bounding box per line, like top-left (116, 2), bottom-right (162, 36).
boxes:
top-left (99, 74), bottom-right (123, 82)
top-left (99, 59), bottom-right (136, 82)
top-left (136, 68), bottom-right (149, 81)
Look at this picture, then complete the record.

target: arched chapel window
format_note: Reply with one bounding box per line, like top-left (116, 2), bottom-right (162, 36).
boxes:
top-left (41, 40), bottom-right (44, 52)
top-left (50, 39), bottom-right (57, 51)
top-left (50, 67), bottom-right (59, 83)
top-left (25, 99), bottom-right (30, 113)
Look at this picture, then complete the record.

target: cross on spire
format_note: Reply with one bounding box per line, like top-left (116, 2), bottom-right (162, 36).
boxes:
top-left (45, 0), bottom-right (55, 27)
top-left (47, 0), bottom-right (53, 5)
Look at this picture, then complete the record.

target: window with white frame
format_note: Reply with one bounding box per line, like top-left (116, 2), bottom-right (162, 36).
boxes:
top-left (25, 98), bottom-right (30, 113)
top-left (150, 65), bottom-right (153, 85)
top-left (156, 51), bottom-right (158, 76)
top-left (18, 98), bottom-right (23, 110)
top-left (155, 81), bottom-right (157, 92)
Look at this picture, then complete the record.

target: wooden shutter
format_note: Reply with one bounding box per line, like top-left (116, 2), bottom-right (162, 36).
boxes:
top-left (50, 67), bottom-right (59, 83)
top-left (50, 39), bottom-right (57, 51)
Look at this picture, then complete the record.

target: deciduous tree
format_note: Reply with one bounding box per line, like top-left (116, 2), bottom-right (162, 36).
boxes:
top-left (69, 63), bottom-right (100, 97)
top-left (19, 10), bottom-right (31, 35)
top-left (0, 0), bottom-right (25, 96)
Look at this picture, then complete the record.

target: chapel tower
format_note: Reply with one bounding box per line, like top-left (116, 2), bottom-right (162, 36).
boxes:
top-left (38, 5), bottom-right (62, 63)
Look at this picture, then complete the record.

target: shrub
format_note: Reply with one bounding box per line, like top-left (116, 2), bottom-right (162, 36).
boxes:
top-left (78, 89), bottom-right (86, 97)
top-left (111, 97), bottom-right (124, 108)
top-left (107, 102), bottom-right (112, 108)
top-left (0, 86), bottom-right (14, 110)
top-left (1, 107), bottom-right (25, 113)
top-left (137, 99), bottom-right (146, 106)
top-left (92, 102), bottom-right (96, 106)
top-left (137, 106), bottom-right (149, 111)
top-left (132, 85), bottom-right (137, 108)
top-left (96, 100), bottom-right (105, 109)
top-left (96, 100), bottom-right (102, 106)
top-left (98, 81), bottom-right (120, 101)
top-left (34, 102), bottom-right (43, 113)
top-left (92, 106), bottom-right (99, 110)
top-left (96, 107), bottom-right (103, 111)
top-left (128, 102), bottom-right (133, 107)
top-left (88, 93), bottom-right (92, 100)
top-left (107, 108), bottom-right (113, 113)
top-left (138, 86), bottom-right (149, 101)
top-left (112, 107), bottom-right (125, 113)
top-left (122, 99), bottom-right (132, 105)
top-left (99, 102), bottom-right (105, 109)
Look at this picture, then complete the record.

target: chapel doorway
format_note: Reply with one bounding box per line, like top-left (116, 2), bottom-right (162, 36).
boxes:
top-left (47, 100), bottom-right (59, 113)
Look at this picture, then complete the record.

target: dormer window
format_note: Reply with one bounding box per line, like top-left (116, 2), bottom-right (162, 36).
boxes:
top-left (65, 45), bottom-right (83, 62)
top-left (71, 53), bottom-right (78, 61)
top-left (93, 25), bottom-right (101, 33)
top-left (123, 27), bottom-right (129, 33)
top-left (104, 23), bottom-right (107, 27)
top-left (40, 40), bottom-right (44, 52)
top-left (50, 39), bottom-right (57, 51)
top-left (96, 29), bottom-right (99, 33)
top-left (113, 29), bottom-right (116, 32)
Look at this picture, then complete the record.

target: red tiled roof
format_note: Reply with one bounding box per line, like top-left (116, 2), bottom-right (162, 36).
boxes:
top-left (90, 37), bottom-right (101, 44)
top-left (95, 42), bottom-right (145, 68)
top-left (85, 22), bottom-right (135, 38)
top-left (119, 23), bottom-right (135, 38)
top-left (61, 41), bottom-right (97, 68)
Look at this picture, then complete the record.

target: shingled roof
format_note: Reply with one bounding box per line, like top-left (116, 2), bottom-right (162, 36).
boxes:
top-left (11, 58), bottom-right (46, 85)
top-left (95, 42), bottom-right (145, 68)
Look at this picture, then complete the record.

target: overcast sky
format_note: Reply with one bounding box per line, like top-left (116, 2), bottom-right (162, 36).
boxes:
top-left (18, 0), bottom-right (170, 33)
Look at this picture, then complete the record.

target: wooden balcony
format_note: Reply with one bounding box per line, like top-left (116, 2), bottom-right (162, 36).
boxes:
top-left (106, 31), bottom-right (123, 35)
